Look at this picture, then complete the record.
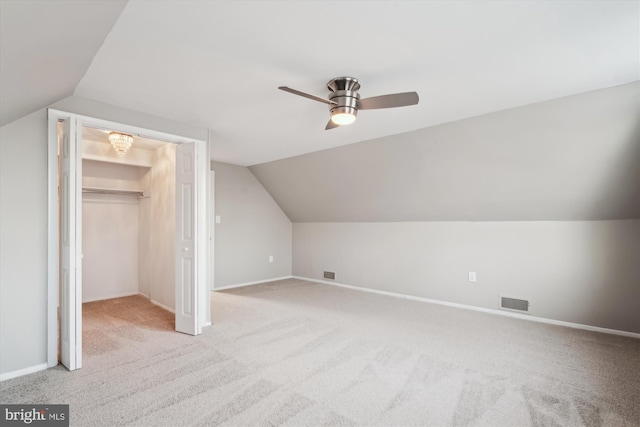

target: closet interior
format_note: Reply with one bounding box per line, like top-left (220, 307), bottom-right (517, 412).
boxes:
top-left (81, 126), bottom-right (177, 312)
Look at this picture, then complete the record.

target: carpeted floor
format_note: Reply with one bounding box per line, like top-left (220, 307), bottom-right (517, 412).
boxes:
top-left (82, 295), bottom-right (175, 357)
top-left (1, 278), bottom-right (639, 426)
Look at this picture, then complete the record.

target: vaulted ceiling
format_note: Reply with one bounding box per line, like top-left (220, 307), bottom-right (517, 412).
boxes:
top-left (0, 0), bottom-right (127, 126)
top-left (251, 82), bottom-right (640, 222)
top-left (1, 1), bottom-right (638, 166)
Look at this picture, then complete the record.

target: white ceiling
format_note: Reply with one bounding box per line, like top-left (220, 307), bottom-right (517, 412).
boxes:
top-left (2, 1), bottom-right (638, 166)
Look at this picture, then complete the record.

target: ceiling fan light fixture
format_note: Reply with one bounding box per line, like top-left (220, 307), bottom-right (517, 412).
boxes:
top-left (108, 132), bottom-right (133, 156)
top-left (278, 76), bottom-right (418, 130)
top-left (330, 106), bottom-right (357, 126)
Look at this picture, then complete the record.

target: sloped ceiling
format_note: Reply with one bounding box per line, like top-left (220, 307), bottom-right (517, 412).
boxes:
top-left (68, 0), bottom-right (637, 166)
top-left (0, 0), bottom-right (127, 126)
top-left (250, 82), bottom-right (640, 222)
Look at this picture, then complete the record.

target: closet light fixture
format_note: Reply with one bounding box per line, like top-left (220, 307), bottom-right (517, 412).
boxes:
top-left (109, 132), bottom-right (133, 156)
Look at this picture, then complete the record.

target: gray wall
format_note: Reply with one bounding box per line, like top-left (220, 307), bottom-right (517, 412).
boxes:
top-left (82, 196), bottom-right (140, 302)
top-left (0, 109), bottom-right (48, 374)
top-left (150, 144), bottom-right (176, 309)
top-left (139, 167), bottom-right (152, 298)
top-left (82, 159), bottom-right (142, 302)
top-left (293, 220), bottom-right (640, 333)
top-left (250, 82), bottom-right (640, 222)
top-left (211, 162), bottom-right (292, 289)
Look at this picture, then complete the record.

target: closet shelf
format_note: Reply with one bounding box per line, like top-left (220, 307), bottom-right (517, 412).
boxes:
top-left (82, 187), bottom-right (144, 198)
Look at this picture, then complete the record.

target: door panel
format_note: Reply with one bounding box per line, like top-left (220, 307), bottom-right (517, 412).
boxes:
top-left (59, 118), bottom-right (82, 370)
top-left (175, 142), bottom-right (198, 335)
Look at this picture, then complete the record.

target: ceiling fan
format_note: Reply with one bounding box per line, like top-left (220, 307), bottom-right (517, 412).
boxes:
top-left (278, 76), bottom-right (419, 130)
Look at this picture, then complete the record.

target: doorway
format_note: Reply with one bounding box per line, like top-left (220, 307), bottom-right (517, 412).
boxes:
top-left (47, 110), bottom-right (211, 371)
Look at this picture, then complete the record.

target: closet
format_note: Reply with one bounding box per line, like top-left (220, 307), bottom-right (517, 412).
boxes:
top-left (81, 127), bottom-right (177, 310)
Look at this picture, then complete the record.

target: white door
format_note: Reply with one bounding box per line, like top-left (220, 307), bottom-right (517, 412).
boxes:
top-left (59, 117), bottom-right (82, 370)
top-left (175, 142), bottom-right (198, 335)
top-left (209, 170), bottom-right (215, 292)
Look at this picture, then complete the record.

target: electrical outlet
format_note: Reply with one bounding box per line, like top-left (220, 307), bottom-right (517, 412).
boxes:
top-left (468, 272), bottom-right (477, 283)
top-left (215, 215), bottom-right (221, 224)
top-left (269, 255), bottom-right (274, 263)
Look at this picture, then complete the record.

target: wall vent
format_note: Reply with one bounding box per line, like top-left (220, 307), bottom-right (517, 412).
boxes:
top-left (323, 271), bottom-right (335, 280)
top-left (501, 297), bottom-right (529, 312)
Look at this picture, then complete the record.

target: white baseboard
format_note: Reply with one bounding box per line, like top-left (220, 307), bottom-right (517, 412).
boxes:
top-left (0, 363), bottom-right (48, 382)
top-left (213, 276), bottom-right (293, 291)
top-left (82, 291), bottom-right (140, 303)
top-left (150, 299), bottom-right (175, 313)
top-left (292, 276), bottom-right (640, 339)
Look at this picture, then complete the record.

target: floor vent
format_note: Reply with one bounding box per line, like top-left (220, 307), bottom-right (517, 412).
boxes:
top-left (323, 271), bottom-right (335, 280)
top-left (501, 297), bottom-right (529, 312)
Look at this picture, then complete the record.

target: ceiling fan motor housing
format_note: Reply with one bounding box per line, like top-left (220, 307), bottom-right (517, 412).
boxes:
top-left (327, 77), bottom-right (361, 118)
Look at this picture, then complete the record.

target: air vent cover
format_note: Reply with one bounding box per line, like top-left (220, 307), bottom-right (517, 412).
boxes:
top-left (324, 271), bottom-right (335, 280)
top-left (501, 297), bottom-right (529, 312)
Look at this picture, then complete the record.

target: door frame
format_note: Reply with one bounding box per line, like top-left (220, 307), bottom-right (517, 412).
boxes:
top-left (46, 109), bottom-right (211, 369)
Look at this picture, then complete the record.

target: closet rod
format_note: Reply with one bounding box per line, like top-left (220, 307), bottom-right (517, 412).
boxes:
top-left (82, 187), bottom-right (144, 198)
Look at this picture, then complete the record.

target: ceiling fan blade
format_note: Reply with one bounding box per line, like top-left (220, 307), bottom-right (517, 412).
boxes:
top-left (278, 86), bottom-right (336, 105)
top-left (358, 92), bottom-right (419, 110)
top-left (325, 119), bottom-right (339, 130)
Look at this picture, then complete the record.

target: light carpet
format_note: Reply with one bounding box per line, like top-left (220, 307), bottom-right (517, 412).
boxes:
top-left (1, 279), bottom-right (639, 426)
